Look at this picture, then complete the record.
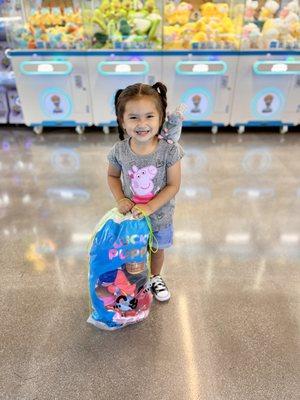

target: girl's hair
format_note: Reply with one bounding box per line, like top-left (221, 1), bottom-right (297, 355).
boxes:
top-left (114, 82), bottom-right (167, 140)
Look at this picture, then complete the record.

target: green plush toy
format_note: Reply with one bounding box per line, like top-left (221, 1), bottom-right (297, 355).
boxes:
top-left (119, 19), bottom-right (131, 37)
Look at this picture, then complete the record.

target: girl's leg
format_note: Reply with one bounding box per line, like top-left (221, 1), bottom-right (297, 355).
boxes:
top-left (150, 249), bottom-right (170, 301)
top-left (150, 249), bottom-right (164, 276)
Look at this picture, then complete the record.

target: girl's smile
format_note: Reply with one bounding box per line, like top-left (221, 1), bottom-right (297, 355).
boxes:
top-left (122, 97), bottom-right (161, 145)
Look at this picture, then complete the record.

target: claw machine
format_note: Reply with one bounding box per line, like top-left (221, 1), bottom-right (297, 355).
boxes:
top-left (0, 6), bottom-right (24, 125)
top-left (230, 0), bottom-right (300, 133)
top-left (1, 0), bottom-right (93, 134)
top-left (84, 0), bottom-right (163, 132)
top-left (161, 0), bottom-right (244, 133)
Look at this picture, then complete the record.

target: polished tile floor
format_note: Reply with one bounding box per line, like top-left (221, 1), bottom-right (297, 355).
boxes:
top-left (1, 128), bottom-right (300, 400)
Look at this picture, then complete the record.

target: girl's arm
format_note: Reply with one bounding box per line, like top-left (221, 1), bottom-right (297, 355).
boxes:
top-left (107, 163), bottom-right (134, 214)
top-left (132, 160), bottom-right (181, 217)
top-left (107, 163), bottom-right (124, 201)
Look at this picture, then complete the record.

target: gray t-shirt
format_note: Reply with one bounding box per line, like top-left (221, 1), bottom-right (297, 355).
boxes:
top-left (107, 138), bottom-right (184, 231)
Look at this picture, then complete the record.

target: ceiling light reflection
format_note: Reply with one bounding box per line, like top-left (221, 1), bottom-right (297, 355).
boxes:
top-left (178, 295), bottom-right (200, 400)
top-left (280, 234), bottom-right (299, 244)
top-left (225, 233), bottom-right (250, 243)
top-left (175, 231), bottom-right (202, 242)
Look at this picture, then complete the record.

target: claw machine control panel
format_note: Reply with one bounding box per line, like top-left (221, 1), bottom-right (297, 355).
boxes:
top-left (2, 0), bottom-right (93, 134)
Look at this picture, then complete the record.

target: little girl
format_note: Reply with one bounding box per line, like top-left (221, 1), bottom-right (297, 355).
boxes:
top-left (107, 82), bottom-right (184, 301)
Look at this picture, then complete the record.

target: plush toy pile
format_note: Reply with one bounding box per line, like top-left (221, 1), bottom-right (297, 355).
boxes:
top-left (163, 1), bottom-right (243, 49)
top-left (240, 0), bottom-right (300, 49)
top-left (12, 6), bottom-right (86, 49)
top-left (90, 0), bottom-right (162, 49)
top-left (10, 0), bottom-right (300, 50)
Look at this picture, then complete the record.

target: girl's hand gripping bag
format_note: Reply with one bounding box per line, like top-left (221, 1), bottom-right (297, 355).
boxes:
top-left (87, 208), bottom-right (153, 330)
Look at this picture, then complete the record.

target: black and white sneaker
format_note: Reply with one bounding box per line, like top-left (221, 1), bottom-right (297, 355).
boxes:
top-left (150, 275), bottom-right (171, 302)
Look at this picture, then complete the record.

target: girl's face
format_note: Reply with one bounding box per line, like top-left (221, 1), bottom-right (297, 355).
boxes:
top-left (122, 97), bottom-right (161, 143)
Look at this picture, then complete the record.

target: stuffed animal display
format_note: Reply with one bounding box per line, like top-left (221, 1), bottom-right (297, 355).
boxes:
top-left (8, 0), bottom-right (300, 50)
top-left (241, 0), bottom-right (300, 49)
top-left (164, 1), bottom-right (243, 49)
top-left (12, 6), bottom-right (85, 49)
top-left (91, 0), bottom-right (162, 49)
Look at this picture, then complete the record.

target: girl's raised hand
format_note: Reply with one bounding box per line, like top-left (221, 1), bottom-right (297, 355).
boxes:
top-left (131, 204), bottom-right (152, 219)
top-left (117, 198), bottom-right (135, 215)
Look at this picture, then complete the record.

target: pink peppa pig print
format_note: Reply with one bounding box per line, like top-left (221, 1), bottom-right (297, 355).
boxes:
top-left (128, 165), bottom-right (157, 204)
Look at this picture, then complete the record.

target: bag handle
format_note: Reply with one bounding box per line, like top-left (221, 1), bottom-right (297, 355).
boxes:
top-left (133, 206), bottom-right (158, 253)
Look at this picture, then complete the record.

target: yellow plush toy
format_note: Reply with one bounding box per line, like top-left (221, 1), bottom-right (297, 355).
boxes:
top-left (192, 31), bottom-right (207, 43)
top-left (215, 3), bottom-right (229, 18)
top-left (258, 0), bottom-right (280, 22)
top-left (176, 2), bottom-right (193, 25)
top-left (200, 2), bottom-right (217, 18)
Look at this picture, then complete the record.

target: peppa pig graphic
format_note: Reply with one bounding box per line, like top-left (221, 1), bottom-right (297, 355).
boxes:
top-left (128, 165), bottom-right (157, 204)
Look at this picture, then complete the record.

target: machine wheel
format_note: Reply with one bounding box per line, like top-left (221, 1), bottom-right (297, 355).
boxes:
top-left (33, 126), bottom-right (43, 135)
top-left (103, 126), bottom-right (110, 134)
top-left (280, 125), bottom-right (288, 134)
top-left (75, 125), bottom-right (85, 135)
top-left (211, 125), bottom-right (218, 134)
top-left (238, 125), bottom-right (245, 134)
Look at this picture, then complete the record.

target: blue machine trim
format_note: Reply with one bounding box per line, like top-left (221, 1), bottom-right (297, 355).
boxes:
top-left (30, 121), bottom-right (89, 127)
top-left (10, 51), bottom-right (87, 57)
top-left (9, 50), bottom-right (300, 57)
top-left (235, 121), bottom-right (293, 127)
top-left (98, 121), bottom-right (225, 127)
top-left (182, 121), bottom-right (225, 127)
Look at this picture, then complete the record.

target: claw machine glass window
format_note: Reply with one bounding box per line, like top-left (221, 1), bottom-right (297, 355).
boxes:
top-left (83, 0), bottom-right (163, 50)
top-left (3, 0), bottom-right (88, 50)
top-left (163, 0), bottom-right (245, 50)
top-left (241, 0), bottom-right (300, 50)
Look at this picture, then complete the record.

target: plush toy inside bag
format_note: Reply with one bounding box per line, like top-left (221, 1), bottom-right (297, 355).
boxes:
top-left (87, 208), bottom-right (153, 330)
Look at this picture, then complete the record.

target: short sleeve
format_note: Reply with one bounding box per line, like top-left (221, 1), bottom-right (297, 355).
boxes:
top-left (107, 143), bottom-right (121, 170)
top-left (166, 143), bottom-right (184, 168)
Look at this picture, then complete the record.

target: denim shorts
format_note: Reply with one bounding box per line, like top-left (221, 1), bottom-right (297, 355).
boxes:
top-left (152, 224), bottom-right (174, 250)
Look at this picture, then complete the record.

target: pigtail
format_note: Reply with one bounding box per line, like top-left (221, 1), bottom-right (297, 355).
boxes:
top-left (114, 89), bottom-right (125, 141)
top-left (152, 82), bottom-right (167, 131)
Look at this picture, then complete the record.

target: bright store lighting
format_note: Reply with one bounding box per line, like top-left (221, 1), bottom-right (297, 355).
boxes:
top-left (193, 64), bottom-right (208, 73)
top-left (116, 64), bottom-right (131, 73)
top-left (38, 64), bottom-right (54, 73)
top-left (22, 195), bottom-right (31, 204)
top-left (271, 63), bottom-right (288, 73)
top-left (15, 160), bottom-right (24, 170)
top-left (226, 233), bottom-right (250, 243)
top-left (60, 190), bottom-right (74, 199)
top-left (248, 189), bottom-right (260, 198)
top-left (184, 188), bottom-right (197, 197)
top-left (0, 193), bottom-right (10, 206)
top-left (175, 231), bottom-right (202, 241)
top-left (0, 17), bottom-right (22, 22)
top-left (72, 233), bottom-right (90, 243)
top-left (280, 234), bottom-right (299, 244)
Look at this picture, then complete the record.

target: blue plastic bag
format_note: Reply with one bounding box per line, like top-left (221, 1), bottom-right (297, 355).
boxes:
top-left (87, 208), bottom-right (153, 330)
